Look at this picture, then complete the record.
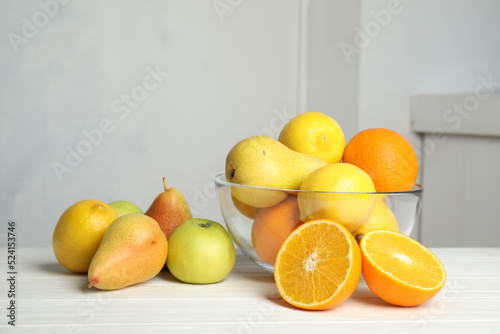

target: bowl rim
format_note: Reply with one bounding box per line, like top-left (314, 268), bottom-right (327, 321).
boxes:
top-left (214, 172), bottom-right (423, 195)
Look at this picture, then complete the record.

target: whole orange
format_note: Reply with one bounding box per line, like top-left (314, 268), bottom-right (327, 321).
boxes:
top-left (251, 197), bottom-right (303, 265)
top-left (343, 128), bottom-right (418, 192)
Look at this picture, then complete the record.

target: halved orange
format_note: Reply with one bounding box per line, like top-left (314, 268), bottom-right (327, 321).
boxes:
top-left (274, 219), bottom-right (361, 310)
top-left (359, 230), bottom-right (446, 307)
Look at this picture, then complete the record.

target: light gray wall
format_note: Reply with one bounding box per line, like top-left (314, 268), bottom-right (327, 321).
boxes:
top-left (307, 0), bottom-right (362, 141)
top-left (358, 0), bottom-right (500, 158)
top-left (1, 0), bottom-right (499, 247)
top-left (357, 0), bottom-right (500, 243)
top-left (0, 0), bottom-right (362, 247)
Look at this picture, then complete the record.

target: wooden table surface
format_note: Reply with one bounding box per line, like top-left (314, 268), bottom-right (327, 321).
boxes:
top-left (1, 247), bottom-right (499, 333)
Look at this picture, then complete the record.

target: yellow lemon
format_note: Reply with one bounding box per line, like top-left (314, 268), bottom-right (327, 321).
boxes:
top-left (352, 196), bottom-right (399, 241)
top-left (298, 163), bottom-right (376, 232)
top-left (52, 199), bottom-right (118, 273)
top-left (278, 111), bottom-right (345, 164)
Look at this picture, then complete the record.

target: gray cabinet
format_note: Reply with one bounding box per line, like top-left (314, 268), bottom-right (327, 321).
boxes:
top-left (412, 94), bottom-right (500, 247)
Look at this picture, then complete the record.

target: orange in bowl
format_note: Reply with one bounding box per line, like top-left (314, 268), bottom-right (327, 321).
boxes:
top-left (342, 128), bottom-right (418, 192)
top-left (251, 197), bottom-right (303, 265)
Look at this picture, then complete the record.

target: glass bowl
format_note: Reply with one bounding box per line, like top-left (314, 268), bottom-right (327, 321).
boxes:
top-left (214, 173), bottom-right (423, 273)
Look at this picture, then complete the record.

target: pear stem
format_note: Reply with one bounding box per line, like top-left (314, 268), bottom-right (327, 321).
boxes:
top-left (162, 177), bottom-right (168, 191)
top-left (88, 280), bottom-right (97, 289)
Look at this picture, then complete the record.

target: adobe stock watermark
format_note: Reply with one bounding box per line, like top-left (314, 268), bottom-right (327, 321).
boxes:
top-left (441, 74), bottom-right (499, 131)
top-left (340, 0), bottom-right (412, 64)
top-left (400, 277), bottom-right (463, 333)
top-left (64, 292), bottom-right (114, 334)
top-left (189, 106), bottom-right (296, 217)
top-left (414, 73), bottom-right (499, 158)
top-left (6, 0), bottom-right (71, 54)
top-left (231, 291), bottom-right (280, 334)
top-left (51, 64), bottom-right (169, 182)
top-left (256, 106), bottom-right (296, 138)
top-left (212, 0), bottom-right (243, 21)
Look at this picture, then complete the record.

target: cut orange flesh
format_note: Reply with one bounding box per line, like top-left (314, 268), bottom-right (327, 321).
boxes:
top-left (274, 219), bottom-right (361, 310)
top-left (360, 230), bottom-right (446, 307)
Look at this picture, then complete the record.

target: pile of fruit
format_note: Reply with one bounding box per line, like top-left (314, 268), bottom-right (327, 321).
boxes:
top-left (52, 178), bottom-right (236, 290)
top-left (225, 111), bottom-right (446, 309)
top-left (52, 111), bottom-right (446, 311)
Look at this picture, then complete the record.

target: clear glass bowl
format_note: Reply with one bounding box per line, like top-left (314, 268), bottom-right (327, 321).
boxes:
top-left (215, 172), bottom-right (423, 273)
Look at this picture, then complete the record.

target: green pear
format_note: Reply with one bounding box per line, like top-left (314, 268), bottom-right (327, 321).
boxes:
top-left (87, 213), bottom-right (168, 290)
top-left (225, 136), bottom-right (328, 208)
top-left (108, 200), bottom-right (143, 217)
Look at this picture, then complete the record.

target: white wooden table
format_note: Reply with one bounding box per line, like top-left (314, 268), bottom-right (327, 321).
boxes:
top-left (1, 247), bottom-right (499, 333)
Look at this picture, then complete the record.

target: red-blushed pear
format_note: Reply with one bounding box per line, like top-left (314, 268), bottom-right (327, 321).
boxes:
top-left (87, 213), bottom-right (168, 290)
top-left (145, 178), bottom-right (193, 240)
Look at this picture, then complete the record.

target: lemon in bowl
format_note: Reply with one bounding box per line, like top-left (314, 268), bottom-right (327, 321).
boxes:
top-left (297, 163), bottom-right (377, 232)
top-left (278, 111), bottom-right (345, 164)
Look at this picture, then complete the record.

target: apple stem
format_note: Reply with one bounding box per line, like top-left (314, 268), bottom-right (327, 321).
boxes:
top-left (162, 177), bottom-right (168, 191)
top-left (199, 224), bottom-right (209, 228)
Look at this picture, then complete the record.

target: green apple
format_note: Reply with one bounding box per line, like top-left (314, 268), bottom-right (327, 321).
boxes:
top-left (167, 218), bottom-right (236, 284)
top-left (108, 200), bottom-right (143, 217)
